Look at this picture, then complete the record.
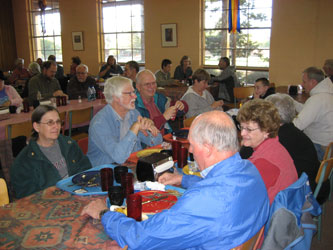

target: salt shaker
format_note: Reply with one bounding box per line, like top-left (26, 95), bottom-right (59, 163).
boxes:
top-left (78, 96), bottom-right (82, 103)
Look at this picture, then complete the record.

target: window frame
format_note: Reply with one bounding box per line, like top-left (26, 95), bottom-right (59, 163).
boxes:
top-left (28, 0), bottom-right (63, 62)
top-left (202, 0), bottom-right (272, 83)
top-left (99, 0), bottom-right (145, 65)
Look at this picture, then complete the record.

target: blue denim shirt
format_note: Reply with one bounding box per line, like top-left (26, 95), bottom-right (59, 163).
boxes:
top-left (87, 104), bottom-right (163, 166)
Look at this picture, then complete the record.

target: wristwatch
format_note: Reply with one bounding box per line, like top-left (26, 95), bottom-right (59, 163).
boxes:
top-left (99, 209), bottom-right (109, 220)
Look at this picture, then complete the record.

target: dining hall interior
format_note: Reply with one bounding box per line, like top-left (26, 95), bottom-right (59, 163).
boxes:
top-left (0, 0), bottom-right (332, 249)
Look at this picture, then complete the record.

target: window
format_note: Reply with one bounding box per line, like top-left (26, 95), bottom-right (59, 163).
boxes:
top-left (100, 0), bottom-right (144, 64)
top-left (29, 0), bottom-right (62, 61)
top-left (204, 0), bottom-right (272, 83)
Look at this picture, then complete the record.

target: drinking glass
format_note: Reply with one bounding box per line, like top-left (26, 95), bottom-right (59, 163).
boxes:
top-left (127, 193), bottom-right (142, 221)
top-left (121, 172), bottom-right (134, 198)
top-left (114, 166), bottom-right (128, 184)
top-left (108, 186), bottom-right (125, 206)
top-left (100, 168), bottom-right (114, 191)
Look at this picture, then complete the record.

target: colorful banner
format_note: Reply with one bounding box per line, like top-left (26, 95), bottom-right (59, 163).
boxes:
top-left (228, 0), bottom-right (240, 33)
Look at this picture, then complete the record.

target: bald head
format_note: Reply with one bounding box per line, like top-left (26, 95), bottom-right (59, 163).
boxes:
top-left (136, 69), bottom-right (157, 100)
top-left (190, 111), bottom-right (239, 152)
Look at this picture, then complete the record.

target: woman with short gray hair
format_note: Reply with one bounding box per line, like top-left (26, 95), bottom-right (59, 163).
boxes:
top-left (266, 93), bottom-right (329, 204)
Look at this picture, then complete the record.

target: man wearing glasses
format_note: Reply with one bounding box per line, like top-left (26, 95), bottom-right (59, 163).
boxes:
top-left (67, 64), bottom-right (99, 100)
top-left (87, 76), bottom-right (162, 166)
top-left (135, 69), bottom-right (188, 134)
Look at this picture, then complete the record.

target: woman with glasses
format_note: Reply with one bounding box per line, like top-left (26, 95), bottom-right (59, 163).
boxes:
top-left (10, 105), bottom-right (92, 199)
top-left (237, 99), bottom-right (298, 204)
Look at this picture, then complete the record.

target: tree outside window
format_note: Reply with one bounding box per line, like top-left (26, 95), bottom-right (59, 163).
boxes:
top-left (204, 0), bottom-right (272, 84)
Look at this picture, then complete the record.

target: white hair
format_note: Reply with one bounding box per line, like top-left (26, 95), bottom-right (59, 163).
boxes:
top-left (76, 64), bottom-right (88, 72)
top-left (265, 93), bottom-right (296, 124)
top-left (103, 76), bottom-right (133, 104)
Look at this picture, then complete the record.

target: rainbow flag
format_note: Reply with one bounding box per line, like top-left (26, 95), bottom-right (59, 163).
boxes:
top-left (228, 0), bottom-right (240, 33)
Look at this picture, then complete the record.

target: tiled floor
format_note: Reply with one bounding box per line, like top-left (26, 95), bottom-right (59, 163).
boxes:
top-left (311, 199), bottom-right (332, 249)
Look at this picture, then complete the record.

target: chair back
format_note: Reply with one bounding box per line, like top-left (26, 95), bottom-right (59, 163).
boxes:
top-left (5, 120), bottom-right (32, 140)
top-left (314, 158), bottom-right (333, 198)
top-left (68, 107), bottom-right (93, 138)
top-left (0, 178), bottom-right (9, 206)
top-left (262, 173), bottom-right (321, 250)
top-left (59, 111), bottom-right (67, 135)
top-left (77, 137), bottom-right (89, 155)
top-left (233, 86), bottom-right (254, 108)
top-left (183, 116), bottom-right (196, 128)
top-left (231, 226), bottom-right (264, 250)
top-left (323, 142), bottom-right (333, 161)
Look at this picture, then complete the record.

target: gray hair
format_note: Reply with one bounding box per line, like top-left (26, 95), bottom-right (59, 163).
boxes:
top-left (303, 67), bottom-right (325, 83)
top-left (103, 76), bottom-right (133, 104)
top-left (15, 58), bottom-right (24, 66)
top-left (324, 59), bottom-right (333, 69)
top-left (265, 93), bottom-right (296, 124)
top-left (76, 64), bottom-right (88, 72)
top-left (28, 62), bottom-right (41, 75)
top-left (136, 69), bottom-right (156, 86)
top-left (190, 111), bottom-right (239, 152)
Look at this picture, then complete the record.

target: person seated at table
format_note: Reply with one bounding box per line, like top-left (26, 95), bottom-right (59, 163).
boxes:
top-left (135, 69), bottom-right (188, 134)
top-left (36, 58), bottom-right (43, 68)
top-left (67, 64), bottom-right (99, 100)
top-left (123, 60), bottom-right (139, 88)
top-left (155, 59), bottom-right (180, 87)
top-left (265, 93), bottom-right (330, 204)
top-left (293, 67), bottom-right (333, 161)
top-left (237, 99), bottom-right (298, 203)
top-left (8, 58), bottom-right (31, 86)
top-left (174, 55), bottom-right (193, 81)
top-left (253, 77), bottom-right (275, 99)
top-left (28, 60), bottom-right (67, 104)
top-left (10, 105), bottom-right (92, 199)
top-left (0, 70), bottom-right (23, 107)
top-left (22, 62), bottom-right (41, 98)
top-left (69, 56), bottom-right (81, 78)
top-left (181, 68), bottom-right (223, 118)
top-left (210, 57), bottom-right (240, 102)
top-left (87, 76), bottom-right (162, 166)
top-left (99, 55), bottom-right (123, 80)
top-left (323, 59), bottom-right (333, 82)
top-left (81, 111), bottom-right (270, 249)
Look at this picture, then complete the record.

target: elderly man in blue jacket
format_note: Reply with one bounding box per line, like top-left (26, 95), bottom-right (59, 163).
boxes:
top-left (82, 111), bottom-right (270, 249)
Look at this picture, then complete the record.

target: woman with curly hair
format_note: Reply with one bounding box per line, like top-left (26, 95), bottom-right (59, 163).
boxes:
top-left (237, 99), bottom-right (298, 203)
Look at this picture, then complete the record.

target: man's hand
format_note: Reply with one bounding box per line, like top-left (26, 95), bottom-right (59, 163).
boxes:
top-left (53, 90), bottom-right (68, 98)
top-left (163, 106), bottom-right (177, 120)
top-left (131, 116), bottom-right (160, 137)
top-left (211, 100), bottom-right (224, 109)
top-left (81, 199), bottom-right (108, 220)
top-left (158, 172), bottom-right (183, 186)
top-left (174, 100), bottom-right (185, 111)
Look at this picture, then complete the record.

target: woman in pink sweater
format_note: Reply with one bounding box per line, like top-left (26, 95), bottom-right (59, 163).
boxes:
top-left (237, 99), bottom-right (298, 203)
top-left (0, 71), bottom-right (23, 107)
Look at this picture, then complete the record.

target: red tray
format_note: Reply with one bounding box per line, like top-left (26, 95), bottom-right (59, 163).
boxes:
top-left (137, 190), bottom-right (178, 214)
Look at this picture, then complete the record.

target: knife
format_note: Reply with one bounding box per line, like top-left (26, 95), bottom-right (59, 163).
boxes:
top-left (142, 195), bottom-right (169, 205)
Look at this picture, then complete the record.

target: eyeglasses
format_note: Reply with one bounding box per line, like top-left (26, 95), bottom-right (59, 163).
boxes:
top-left (237, 124), bottom-right (260, 133)
top-left (39, 119), bottom-right (62, 126)
top-left (122, 91), bottom-right (136, 96)
top-left (76, 72), bottom-right (87, 75)
top-left (142, 82), bottom-right (156, 87)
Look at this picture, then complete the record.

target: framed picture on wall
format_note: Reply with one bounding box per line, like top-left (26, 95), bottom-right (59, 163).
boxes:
top-left (161, 24), bottom-right (177, 47)
top-left (72, 31), bottom-right (84, 51)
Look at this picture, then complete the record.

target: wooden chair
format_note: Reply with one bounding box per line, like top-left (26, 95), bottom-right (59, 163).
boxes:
top-left (59, 111), bottom-right (67, 135)
top-left (0, 178), bottom-right (9, 206)
top-left (68, 107), bottom-right (93, 141)
top-left (231, 226), bottom-right (264, 250)
top-left (322, 142), bottom-right (333, 201)
top-left (233, 86), bottom-right (254, 108)
top-left (313, 158), bottom-right (333, 241)
top-left (5, 120), bottom-right (32, 140)
top-left (183, 116), bottom-right (196, 128)
top-left (77, 137), bottom-right (89, 155)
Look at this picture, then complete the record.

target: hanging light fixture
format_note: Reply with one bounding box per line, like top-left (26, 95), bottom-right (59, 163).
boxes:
top-left (38, 0), bottom-right (47, 34)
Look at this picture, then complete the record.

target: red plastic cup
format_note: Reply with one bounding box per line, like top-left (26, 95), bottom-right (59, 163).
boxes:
top-left (61, 96), bottom-right (67, 106)
top-left (121, 172), bottom-right (134, 198)
top-left (100, 168), bottom-right (114, 191)
top-left (177, 146), bottom-right (188, 168)
top-left (127, 193), bottom-right (142, 221)
top-left (172, 140), bottom-right (181, 161)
